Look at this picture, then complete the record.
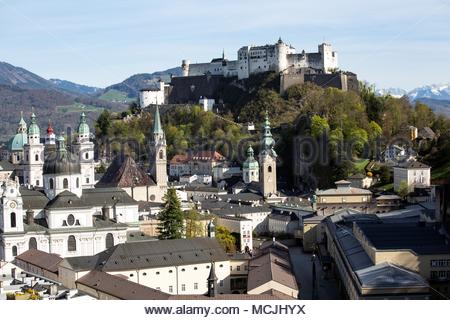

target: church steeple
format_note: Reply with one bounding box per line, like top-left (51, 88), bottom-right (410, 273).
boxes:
top-left (17, 111), bottom-right (27, 134)
top-left (259, 111), bottom-right (277, 198)
top-left (150, 106), bottom-right (167, 187)
top-left (207, 262), bottom-right (218, 297)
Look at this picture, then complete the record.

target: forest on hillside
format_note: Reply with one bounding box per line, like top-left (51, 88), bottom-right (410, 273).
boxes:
top-left (93, 72), bottom-right (450, 190)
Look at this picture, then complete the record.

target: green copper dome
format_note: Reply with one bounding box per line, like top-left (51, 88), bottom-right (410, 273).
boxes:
top-left (78, 112), bottom-right (90, 135)
top-left (243, 145), bottom-right (259, 169)
top-left (28, 113), bottom-right (40, 135)
top-left (8, 133), bottom-right (27, 151)
top-left (260, 111), bottom-right (277, 156)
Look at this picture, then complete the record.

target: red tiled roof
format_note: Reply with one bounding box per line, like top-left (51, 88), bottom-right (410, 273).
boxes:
top-left (15, 249), bottom-right (63, 273)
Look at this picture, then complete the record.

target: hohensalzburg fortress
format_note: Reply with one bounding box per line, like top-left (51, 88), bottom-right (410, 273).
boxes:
top-left (181, 38), bottom-right (338, 80)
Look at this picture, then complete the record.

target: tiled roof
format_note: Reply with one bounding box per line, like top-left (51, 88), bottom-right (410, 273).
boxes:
top-left (76, 270), bottom-right (170, 300)
top-left (396, 161), bottom-right (430, 169)
top-left (15, 249), bottom-right (63, 273)
top-left (96, 155), bottom-right (155, 188)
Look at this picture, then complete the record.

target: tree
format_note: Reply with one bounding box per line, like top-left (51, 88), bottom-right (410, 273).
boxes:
top-left (397, 181), bottom-right (409, 199)
top-left (185, 209), bottom-right (204, 238)
top-left (311, 115), bottom-right (329, 137)
top-left (379, 166), bottom-right (392, 185)
top-left (157, 188), bottom-right (184, 240)
top-left (215, 225), bottom-right (236, 253)
top-left (95, 109), bottom-right (111, 137)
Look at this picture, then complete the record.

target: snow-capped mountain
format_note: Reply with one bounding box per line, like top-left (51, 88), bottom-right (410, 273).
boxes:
top-left (407, 84), bottom-right (450, 101)
top-left (375, 88), bottom-right (408, 98)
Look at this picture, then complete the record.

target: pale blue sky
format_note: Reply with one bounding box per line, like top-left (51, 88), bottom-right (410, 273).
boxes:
top-left (1, 0), bottom-right (449, 90)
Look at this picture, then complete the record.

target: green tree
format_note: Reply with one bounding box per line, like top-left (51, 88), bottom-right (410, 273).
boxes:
top-left (397, 181), bottom-right (409, 199)
top-left (95, 109), bottom-right (112, 137)
top-left (379, 166), bottom-right (392, 185)
top-left (215, 225), bottom-right (236, 253)
top-left (184, 209), bottom-right (204, 238)
top-left (311, 115), bottom-right (330, 137)
top-left (157, 188), bottom-right (184, 240)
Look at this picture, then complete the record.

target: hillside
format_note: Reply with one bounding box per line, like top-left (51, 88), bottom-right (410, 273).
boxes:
top-left (49, 78), bottom-right (102, 96)
top-left (415, 98), bottom-right (450, 117)
top-left (0, 61), bottom-right (51, 90)
top-left (102, 67), bottom-right (182, 99)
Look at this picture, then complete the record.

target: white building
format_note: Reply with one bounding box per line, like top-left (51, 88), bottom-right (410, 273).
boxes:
top-left (199, 97), bottom-right (215, 112)
top-left (216, 216), bottom-right (253, 252)
top-left (0, 135), bottom-right (140, 262)
top-left (139, 81), bottom-right (167, 108)
top-left (394, 161), bottom-right (431, 192)
top-left (58, 238), bottom-right (231, 295)
top-left (182, 38), bottom-right (338, 80)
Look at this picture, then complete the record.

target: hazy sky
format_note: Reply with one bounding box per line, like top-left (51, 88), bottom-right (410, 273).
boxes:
top-left (1, 0), bottom-right (449, 90)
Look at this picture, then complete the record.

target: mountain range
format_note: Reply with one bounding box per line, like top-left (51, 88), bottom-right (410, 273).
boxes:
top-left (376, 84), bottom-right (450, 116)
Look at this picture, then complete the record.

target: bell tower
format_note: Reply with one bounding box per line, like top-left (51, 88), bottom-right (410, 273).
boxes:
top-left (259, 111), bottom-right (277, 198)
top-left (72, 112), bottom-right (95, 188)
top-left (149, 105), bottom-right (168, 187)
top-left (23, 113), bottom-right (44, 187)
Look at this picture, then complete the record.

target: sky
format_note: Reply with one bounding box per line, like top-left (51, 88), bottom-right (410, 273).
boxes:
top-left (1, 0), bottom-right (449, 90)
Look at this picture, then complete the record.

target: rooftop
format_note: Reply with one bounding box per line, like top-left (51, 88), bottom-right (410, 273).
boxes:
top-left (15, 249), bottom-right (63, 273)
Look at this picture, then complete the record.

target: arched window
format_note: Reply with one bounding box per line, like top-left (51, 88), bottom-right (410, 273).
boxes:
top-left (35, 154), bottom-right (39, 161)
top-left (12, 246), bottom-right (18, 257)
top-left (76, 178), bottom-right (80, 188)
top-left (85, 152), bottom-right (89, 160)
top-left (29, 237), bottom-right (37, 250)
top-left (10, 212), bottom-right (16, 228)
top-left (159, 150), bottom-right (164, 160)
top-left (105, 233), bottom-right (114, 249)
top-left (63, 178), bottom-right (69, 189)
top-left (49, 178), bottom-right (54, 189)
top-left (268, 166), bottom-right (272, 173)
top-left (68, 235), bottom-right (76, 252)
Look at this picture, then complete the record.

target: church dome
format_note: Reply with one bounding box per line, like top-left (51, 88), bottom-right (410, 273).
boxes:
top-left (28, 113), bottom-right (40, 135)
top-left (243, 146), bottom-right (259, 169)
top-left (8, 133), bottom-right (27, 151)
top-left (43, 135), bottom-right (81, 175)
top-left (78, 112), bottom-right (90, 135)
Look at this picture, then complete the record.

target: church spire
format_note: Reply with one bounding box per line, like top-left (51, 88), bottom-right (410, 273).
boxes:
top-left (207, 262), bottom-right (218, 297)
top-left (153, 105), bottom-right (163, 135)
top-left (17, 111), bottom-right (27, 133)
top-left (261, 111), bottom-right (276, 155)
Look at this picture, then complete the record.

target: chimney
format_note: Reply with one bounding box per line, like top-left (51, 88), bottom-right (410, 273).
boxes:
top-left (26, 209), bottom-right (34, 225)
top-left (102, 206), bottom-right (110, 221)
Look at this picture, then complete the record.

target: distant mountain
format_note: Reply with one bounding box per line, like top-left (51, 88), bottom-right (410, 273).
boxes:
top-left (0, 62), bottom-right (127, 141)
top-left (0, 61), bottom-right (51, 90)
top-left (49, 78), bottom-right (102, 96)
top-left (375, 87), bottom-right (407, 98)
top-left (414, 98), bottom-right (450, 117)
top-left (407, 83), bottom-right (450, 101)
top-left (103, 67), bottom-right (182, 99)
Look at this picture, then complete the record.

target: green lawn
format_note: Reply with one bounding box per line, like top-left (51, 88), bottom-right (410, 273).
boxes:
top-left (99, 89), bottom-right (136, 103)
top-left (56, 103), bottom-right (102, 113)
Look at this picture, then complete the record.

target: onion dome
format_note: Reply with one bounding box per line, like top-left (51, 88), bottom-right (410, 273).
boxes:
top-left (47, 121), bottom-right (54, 135)
top-left (243, 145), bottom-right (259, 169)
top-left (43, 135), bottom-right (81, 175)
top-left (28, 113), bottom-right (40, 135)
top-left (260, 111), bottom-right (277, 156)
top-left (78, 112), bottom-right (90, 135)
top-left (8, 112), bottom-right (28, 151)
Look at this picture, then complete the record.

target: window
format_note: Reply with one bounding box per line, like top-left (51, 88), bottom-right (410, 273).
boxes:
top-left (169, 286), bottom-right (173, 293)
top-left (35, 154), bottom-right (39, 161)
top-left (85, 152), bottom-right (89, 160)
top-left (268, 166), bottom-right (272, 173)
top-left (156, 272), bottom-right (160, 275)
top-left (169, 270), bottom-right (173, 273)
top-left (63, 178), bottom-right (69, 189)
top-left (129, 274), bottom-right (134, 277)
top-left (236, 266), bottom-right (240, 271)
top-left (76, 178), bottom-right (80, 188)
top-left (67, 214), bottom-right (75, 226)
top-left (86, 178), bottom-right (90, 184)
top-left (220, 280), bottom-right (224, 287)
top-left (68, 235), bottom-right (76, 252)
top-left (29, 237), bottom-right (37, 250)
top-left (12, 246), bottom-right (17, 257)
top-left (159, 150), bottom-right (164, 160)
top-left (194, 283), bottom-right (198, 290)
top-left (181, 284), bottom-right (186, 292)
top-left (105, 233), bottom-right (114, 249)
top-left (36, 180), bottom-right (39, 186)
top-left (142, 272), bottom-right (147, 276)
top-left (181, 268), bottom-right (185, 272)
top-left (230, 266), bottom-right (233, 271)
top-left (49, 178), bottom-right (54, 189)
top-left (10, 212), bottom-right (16, 228)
